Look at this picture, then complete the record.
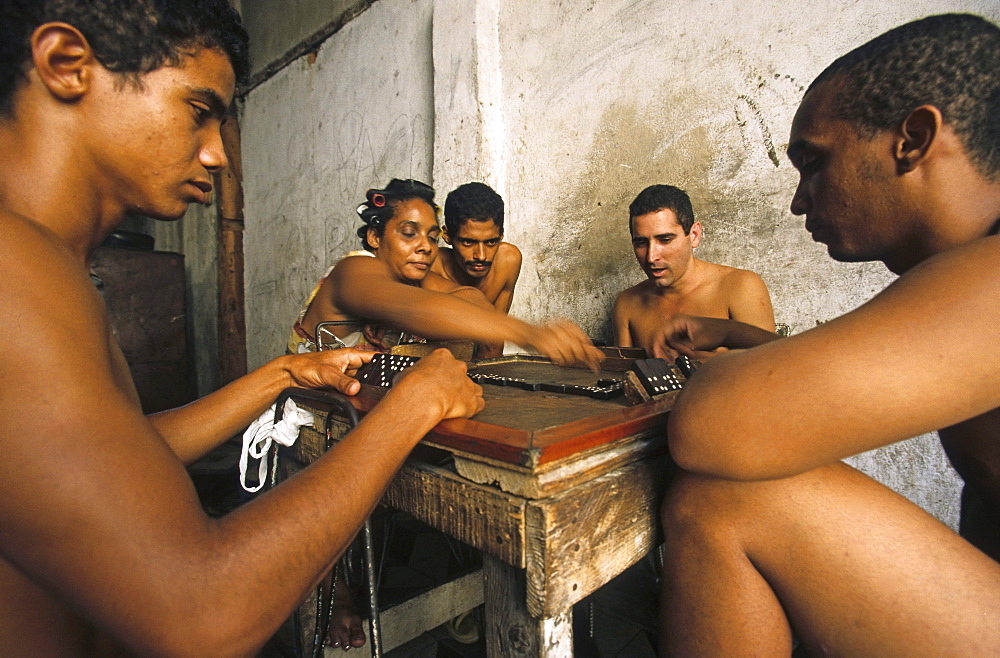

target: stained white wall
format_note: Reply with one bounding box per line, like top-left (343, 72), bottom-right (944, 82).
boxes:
top-left (242, 0), bottom-right (435, 361)
top-left (231, 0), bottom-right (1000, 526)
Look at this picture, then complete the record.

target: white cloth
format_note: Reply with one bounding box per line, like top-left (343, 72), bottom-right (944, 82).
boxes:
top-left (239, 397), bottom-right (315, 492)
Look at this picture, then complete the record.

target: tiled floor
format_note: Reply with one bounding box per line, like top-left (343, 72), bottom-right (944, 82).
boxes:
top-left (191, 439), bottom-right (661, 657)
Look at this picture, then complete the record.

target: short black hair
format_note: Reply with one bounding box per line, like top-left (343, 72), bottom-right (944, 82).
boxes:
top-left (628, 185), bottom-right (695, 234)
top-left (356, 178), bottom-right (438, 251)
top-left (443, 182), bottom-right (505, 237)
top-left (0, 0), bottom-right (250, 117)
top-left (809, 13), bottom-right (1000, 180)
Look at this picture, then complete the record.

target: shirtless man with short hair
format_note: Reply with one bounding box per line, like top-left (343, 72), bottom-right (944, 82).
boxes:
top-left (657, 13), bottom-right (1000, 655)
top-left (431, 181), bottom-right (523, 314)
top-left (0, 2), bottom-right (486, 654)
top-left (612, 184), bottom-right (774, 355)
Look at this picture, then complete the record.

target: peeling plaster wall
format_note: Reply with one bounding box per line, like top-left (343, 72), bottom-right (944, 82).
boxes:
top-left (235, 0), bottom-right (1000, 526)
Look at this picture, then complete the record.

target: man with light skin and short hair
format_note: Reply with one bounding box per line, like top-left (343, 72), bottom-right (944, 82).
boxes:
top-left (0, 2), bottom-right (490, 655)
top-left (430, 181), bottom-right (523, 314)
top-left (612, 184), bottom-right (775, 356)
top-left (655, 13), bottom-right (1000, 656)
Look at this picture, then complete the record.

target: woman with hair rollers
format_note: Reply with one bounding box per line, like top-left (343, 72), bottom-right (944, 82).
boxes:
top-left (288, 178), bottom-right (602, 368)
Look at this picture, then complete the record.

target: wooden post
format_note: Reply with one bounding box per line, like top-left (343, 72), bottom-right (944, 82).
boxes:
top-left (483, 555), bottom-right (573, 657)
top-left (215, 111), bottom-right (248, 384)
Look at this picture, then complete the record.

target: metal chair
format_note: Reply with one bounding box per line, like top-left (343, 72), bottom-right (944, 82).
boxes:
top-left (270, 387), bottom-right (383, 657)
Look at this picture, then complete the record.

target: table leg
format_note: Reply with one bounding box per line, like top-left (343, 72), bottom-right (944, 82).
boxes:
top-left (483, 554), bottom-right (573, 657)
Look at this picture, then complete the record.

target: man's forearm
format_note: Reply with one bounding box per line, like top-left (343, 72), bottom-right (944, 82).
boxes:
top-left (149, 358), bottom-right (294, 465)
top-left (722, 320), bottom-right (781, 349)
top-left (118, 388), bottom-right (444, 656)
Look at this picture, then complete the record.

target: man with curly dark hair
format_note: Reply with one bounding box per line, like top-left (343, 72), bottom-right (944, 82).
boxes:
top-left (654, 14), bottom-right (1000, 655)
top-left (432, 181), bottom-right (523, 313)
top-left (0, 2), bottom-right (487, 654)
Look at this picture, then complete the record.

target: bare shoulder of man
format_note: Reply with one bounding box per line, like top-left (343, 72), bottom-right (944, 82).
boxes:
top-left (722, 267), bottom-right (775, 331)
top-left (495, 241), bottom-right (523, 280)
top-left (0, 216), bottom-right (211, 643)
top-left (430, 246), bottom-right (455, 278)
top-left (612, 284), bottom-right (645, 346)
top-left (0, 215), bottom-right (113, 378)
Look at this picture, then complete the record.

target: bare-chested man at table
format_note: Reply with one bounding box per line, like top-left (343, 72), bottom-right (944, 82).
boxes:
top-left (0, 2), bottom-right (493, 655)
top-left (612, 184), bottom-right (774, 357)
top-left (656, 13), bottom-right (1000, 656)
top-left (431, 181), bottom-right (523, 314)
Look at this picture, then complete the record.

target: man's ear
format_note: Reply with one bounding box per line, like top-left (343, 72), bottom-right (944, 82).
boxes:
top-left (894, 105), bottom-right (942, 174)
top-left (441, 226), bottom-right (452, 245)
top-left (31, 22), bottom-right (95, 102)
top-left (366, 227), bottom-right (381, 250)
top-left (689, 221), bottom-right (703, 248)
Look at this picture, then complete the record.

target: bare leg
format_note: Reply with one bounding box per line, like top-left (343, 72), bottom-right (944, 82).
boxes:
top-left (660, 463), bottom-right (1000, 656)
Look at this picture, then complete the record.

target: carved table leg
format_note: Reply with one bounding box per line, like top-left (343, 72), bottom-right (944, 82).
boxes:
top-left (483, 554), bottom-right (573, 657)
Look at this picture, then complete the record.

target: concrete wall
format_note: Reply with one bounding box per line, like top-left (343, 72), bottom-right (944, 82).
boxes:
top-left (241, 0), bottom-right (436, 360)
top-left (229, 0), bottom-right (1000, 526)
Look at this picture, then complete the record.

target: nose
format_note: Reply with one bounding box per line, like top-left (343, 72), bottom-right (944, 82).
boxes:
top-left (416, 235), bottom-right (433, 253)
top-left (645, 241), bottom-right (664, 263)
top-left (790, 177), bottom-right (810, 216)
top-left (473, 243), bottom-right (486, 261)
top-left (200, 125), bottom-right (229, 174)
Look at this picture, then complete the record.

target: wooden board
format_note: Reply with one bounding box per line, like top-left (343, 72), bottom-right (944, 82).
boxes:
top-left (318, 360), bottom-right (675, 470)
top-left (294, 384), bottom-right (675, 498)
top-left (524, 455), bottom-right (675, 618)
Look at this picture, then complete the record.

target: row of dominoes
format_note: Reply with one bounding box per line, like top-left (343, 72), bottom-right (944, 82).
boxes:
top-left (469, 372), bottom-right (625, 399)
top-left (355, 353), bottom-right (421, 387)
top-left (358, 354), bottom-right (631, 401)
top-left (629, 358), bottom-right (685, 395)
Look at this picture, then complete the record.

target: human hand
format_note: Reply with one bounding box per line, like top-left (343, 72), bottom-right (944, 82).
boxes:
top-left (524, 319), bottom-right (604, 370)
top-left (281, 349), bottom-right (375, 396)
top-left (650, 316), bottom-right (775, 360)
top-left (362, 323), bottom-right (392, 351)
top-left (390, 349), bottom-right (485, 421)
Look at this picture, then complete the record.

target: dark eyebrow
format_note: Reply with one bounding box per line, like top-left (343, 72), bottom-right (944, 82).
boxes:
top-left (189, 87), bottom-right (230, 120)
top-left (786, 138), bottom-right (816, 164)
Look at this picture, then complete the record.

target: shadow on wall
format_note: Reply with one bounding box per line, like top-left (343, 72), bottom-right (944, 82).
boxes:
top-left (532, 98), bottom-right (786, 342)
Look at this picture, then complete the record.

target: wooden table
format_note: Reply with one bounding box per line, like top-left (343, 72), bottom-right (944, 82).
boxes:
top-left (280, 355), bottom-right (678, 656)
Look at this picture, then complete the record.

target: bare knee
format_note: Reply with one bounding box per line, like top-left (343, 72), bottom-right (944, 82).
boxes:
top-left (660, 471), bottom-right (738, 546)
top-left (660, 469), bottom-right (789, 553)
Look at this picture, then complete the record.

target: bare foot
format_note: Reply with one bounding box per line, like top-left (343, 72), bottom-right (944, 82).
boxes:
top-left (326, 585), bottom-right (367, 651)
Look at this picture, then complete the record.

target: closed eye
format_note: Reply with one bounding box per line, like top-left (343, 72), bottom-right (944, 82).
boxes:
top-left (192, 103), bottom-right (211, 124)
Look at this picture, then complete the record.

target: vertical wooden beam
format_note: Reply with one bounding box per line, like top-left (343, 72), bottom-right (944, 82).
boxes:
top-left (215, 111), bottom-right (248, 384)
top-left (483, 555), bottom-right (573, 657)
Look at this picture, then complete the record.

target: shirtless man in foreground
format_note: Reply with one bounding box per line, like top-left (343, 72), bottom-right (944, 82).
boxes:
top-left (612, 184), bottom-right (774, 357)
top-left (657, 13), bottom-right (1000, 655)
top-left (0, 2), bottom-right (485, 654)
top-left (431, 181), bottom-right (523, 314)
